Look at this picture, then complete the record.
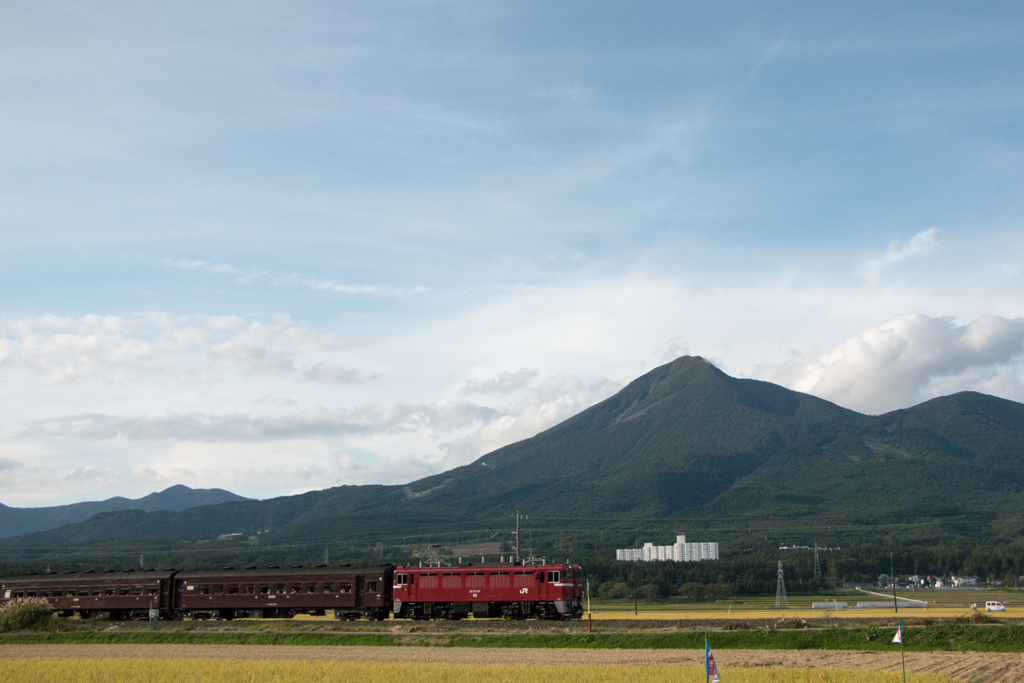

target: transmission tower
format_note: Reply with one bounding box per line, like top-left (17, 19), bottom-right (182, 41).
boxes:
top-left (775, 561), bottom-right (788, 608)
top-left (813, 543), bottom-right (821, 579)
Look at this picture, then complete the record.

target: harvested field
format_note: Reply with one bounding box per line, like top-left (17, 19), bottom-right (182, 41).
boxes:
top-left (2, 645), bottom-right (1023, 682)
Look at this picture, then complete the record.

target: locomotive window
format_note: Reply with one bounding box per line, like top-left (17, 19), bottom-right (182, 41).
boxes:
top-left (409, 575), bottom-right (414, 585)
top-left (488, 572), bottom-right (510, 588)
top-left (394, 574), bottom-right (405, 586)
top-left (465, 573), bottom-right (485, 589)
top-left (243, 585), bottom-right (255, 595)
top-left (441, 573), bottom-right (460, 589)
top-left (198, 585), bottom-right (210, 595)
top-left (259, 584), bottom-right (270, 594)
top-left (548, 571), bottom-right (560, 583)
top-left (212, 585), bottom-right (224, 595)
top-left (513, 571), bottom-right (532, 588)
top-left (419, 573), bottom-right (438, 589)
top-left (323, 583), bottom-right (334, 593)
top-left (227, 585), bottom-right (239, 595)
top-left (307, 583), bottom-right (318, 593)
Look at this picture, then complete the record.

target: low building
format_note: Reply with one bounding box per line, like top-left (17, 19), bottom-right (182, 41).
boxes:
top-left (616, 534), bottom-right (719, 562)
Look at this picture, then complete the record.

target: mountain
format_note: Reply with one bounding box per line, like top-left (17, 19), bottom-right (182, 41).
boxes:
top-left (0, 485), bottom-right (250, 539)
top-left (5, 357), bottom-right (1024, 550)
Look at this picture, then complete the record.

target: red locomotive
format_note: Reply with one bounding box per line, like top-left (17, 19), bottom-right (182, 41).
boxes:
top-left (392, 563), bottom-right (583, 620)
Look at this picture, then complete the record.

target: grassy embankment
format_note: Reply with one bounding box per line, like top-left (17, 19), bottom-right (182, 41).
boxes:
top-left (0, 659), bottom-right (953, 683)
top-left (2, 622), bottom-right (1022, 652)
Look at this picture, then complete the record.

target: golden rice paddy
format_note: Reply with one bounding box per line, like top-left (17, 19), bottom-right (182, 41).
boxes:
top-left (0, 658), bottom-right (952, 683)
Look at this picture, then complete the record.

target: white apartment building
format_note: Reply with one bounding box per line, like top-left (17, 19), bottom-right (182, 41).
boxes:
top-left (616, 534), bottom-right (719, 562)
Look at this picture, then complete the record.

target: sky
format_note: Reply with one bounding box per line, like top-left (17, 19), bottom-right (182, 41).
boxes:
top-left (2, 1), bottom-right (1024, 507)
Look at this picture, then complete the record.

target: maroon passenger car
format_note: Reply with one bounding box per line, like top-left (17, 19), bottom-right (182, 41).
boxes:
top-left (0, 570), bottom-right (175, 620)
top-left (391, 563), bottom-right (583, 620)
top-left (173, 566), bottom-right (391, 620)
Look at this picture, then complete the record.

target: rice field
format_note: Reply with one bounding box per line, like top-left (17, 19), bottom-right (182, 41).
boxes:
top-left (0, 658), bottom-right (953, 683)
top-left (589, 590), bottom-right (1021, 620)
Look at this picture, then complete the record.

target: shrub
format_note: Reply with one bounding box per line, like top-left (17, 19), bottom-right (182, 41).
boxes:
top-left (0, 597), bottom-right (55, 632)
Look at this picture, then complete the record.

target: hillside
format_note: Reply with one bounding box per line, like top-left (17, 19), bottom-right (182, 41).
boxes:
top-left (0, 485), bottom-right (250, 539)
top-left (4, 356), bottom-right (1024, 551)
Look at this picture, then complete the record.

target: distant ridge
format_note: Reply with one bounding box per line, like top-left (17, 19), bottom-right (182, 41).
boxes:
top-left (0, 485), bottom-right (250, 539)
top-left (4, 356), bottom-right (1024, 549)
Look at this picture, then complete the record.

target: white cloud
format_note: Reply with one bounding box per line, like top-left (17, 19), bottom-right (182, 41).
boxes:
top-left (461, 368), bottom-right (539, 394)
top-left (765, 313), bottom-right (1024, 414)
top-left (863, 228), bottom-right (939, 281)
top-left (301, 362), bottom-right (362, 384)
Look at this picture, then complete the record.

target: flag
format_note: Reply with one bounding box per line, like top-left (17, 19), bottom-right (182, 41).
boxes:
top-left (892, 622), bottom-right (902, 644)
top-left (705, 640), bottom-right (720, 682)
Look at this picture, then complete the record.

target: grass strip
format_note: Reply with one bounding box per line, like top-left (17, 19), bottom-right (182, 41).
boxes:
top-left (2, 623), bottom-right (1023, 652)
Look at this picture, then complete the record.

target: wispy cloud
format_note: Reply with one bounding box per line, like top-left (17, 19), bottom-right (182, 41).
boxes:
top-left (164, 258), bottom-right (427, 296)
top-left (863, 228), bottom-right (939, 281)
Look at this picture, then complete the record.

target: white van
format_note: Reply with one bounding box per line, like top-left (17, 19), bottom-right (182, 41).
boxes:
top-left (985, 601), bottom-right (1006, 612)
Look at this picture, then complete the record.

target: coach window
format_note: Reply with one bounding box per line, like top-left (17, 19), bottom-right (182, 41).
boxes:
top-left (274, 583), bottom-right (285, 593)
top-left (118, 587), bottom-right (130, 596)
top-left (290, 584), bottom-right (301, 593)
top-left (132, 585), bottom-right (144, 595)
top-left (259, 584), bottom-right (270, 594)
top-left (92, 588), bottom-right (101, 596)
top-left (148, 586), bottom-right (159, 596)
top-left (53, 589), bottom-right (63, 597)
top-left (212, 585), bottom-right (224, 595)
top-left (307, 583), bottom-right (318, 593)
top-left (339, 584), bottom-right (352, 593)
top-left (40, 590), bottom-right (50, 597)
top-left (198, 585), bottom-right (210, 595)
top-left (323, 583), bottom-right (334, 593)
top-left (227, 585), bottom-right (239, 595)
top-left (243, 585), bottom-right (255, 595)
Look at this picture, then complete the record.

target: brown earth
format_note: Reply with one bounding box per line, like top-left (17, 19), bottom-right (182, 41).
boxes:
top-left (2, 645), bottom-right (1023, 682)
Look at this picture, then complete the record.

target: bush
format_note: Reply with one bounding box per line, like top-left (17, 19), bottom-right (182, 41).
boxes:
top-left (0, 597), bottom-right (55, 632)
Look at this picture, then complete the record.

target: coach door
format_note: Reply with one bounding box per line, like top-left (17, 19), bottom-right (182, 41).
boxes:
top-left (355, 576), bottom-right (364, 606)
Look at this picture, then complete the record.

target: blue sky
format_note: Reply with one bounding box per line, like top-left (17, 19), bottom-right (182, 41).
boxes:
top-left (2, 2), bottom-right (1024, 506)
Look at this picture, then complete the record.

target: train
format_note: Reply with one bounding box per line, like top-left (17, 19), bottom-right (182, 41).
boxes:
top-left (0, 562), bottom-right (583, 621)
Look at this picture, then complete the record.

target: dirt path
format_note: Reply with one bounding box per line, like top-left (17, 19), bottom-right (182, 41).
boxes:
top-left (3, 645), bottom-right (1023, 682)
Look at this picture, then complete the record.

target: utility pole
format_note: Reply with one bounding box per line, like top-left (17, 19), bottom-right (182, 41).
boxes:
top-left (814, 543), bottom-right (821, 579)
top-left (516, 509), bottom-right (524, 565)
top-left (891, 552), bottom-right (898, 614)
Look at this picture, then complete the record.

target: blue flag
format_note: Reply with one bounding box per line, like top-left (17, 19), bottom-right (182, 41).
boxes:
top-left (705, 640), bottom-right (720, 682)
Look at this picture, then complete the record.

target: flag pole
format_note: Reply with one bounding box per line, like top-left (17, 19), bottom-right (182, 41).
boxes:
top-left (900, 619), bottom-right (906, 683)
top-left (705, 637), bottom-right (709, 683)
